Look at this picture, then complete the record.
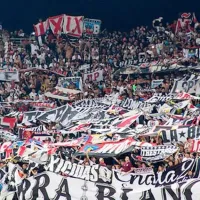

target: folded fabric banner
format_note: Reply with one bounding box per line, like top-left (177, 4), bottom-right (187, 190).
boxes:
top-left (14, 171), bottom-right (200, 200)
top-left (120, 98), bottom-right (151, 110)
top-left (77, 137), bottom-right (152, 157)
top-left (161, 126), bottom-right (200, 144)
top-left (171, 78), bottom-right (200, 94)
top-left (146, 94), bottom-right (174, 103)
top-left (0, 159), bottom-right (193, 199)
top-left (140, 145), bottom-right (178, 163)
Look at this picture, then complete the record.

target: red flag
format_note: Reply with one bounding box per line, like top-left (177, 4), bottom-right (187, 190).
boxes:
top-left (18, 146), bottom-right (27, 156)
top-left (5, 148), bottom-right (13, 159)
top-left (47, 147), bottom-right (57, 155)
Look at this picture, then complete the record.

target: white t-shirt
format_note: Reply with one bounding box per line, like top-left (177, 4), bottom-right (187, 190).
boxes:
top-left (29, 92), bottom-right (37, 100)
top-left (31, 44), bottom-right (39, 55)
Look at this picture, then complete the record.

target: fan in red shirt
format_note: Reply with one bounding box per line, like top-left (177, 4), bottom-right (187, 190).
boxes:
top-left (121, 156), bottom-right (134, 174)
top-left (99, 158), bottom-right (106, 166)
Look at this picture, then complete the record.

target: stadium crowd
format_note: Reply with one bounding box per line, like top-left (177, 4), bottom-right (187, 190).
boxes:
top-left (0, 14), bottom-right (200, 184)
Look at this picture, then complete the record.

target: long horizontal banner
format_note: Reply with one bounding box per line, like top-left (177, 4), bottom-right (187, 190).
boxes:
top-left (77, 137), bottom-right (152, 157)
top-left (14, 172), bottom-right (200, 200)
top-left (161, 126), bottom-right (200, 144)
top-left (171, 78), bottom-right (200, 94)
top-left (34, 15), bottom-right (101, 37)
top-left (4, 159), bottom-right (195, 199)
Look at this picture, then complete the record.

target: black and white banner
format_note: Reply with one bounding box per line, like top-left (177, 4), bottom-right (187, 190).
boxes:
top-left (171, 78), bottom-right (200, 94)
top-left (120, 98), bottom-right (152, 110)
top-left (146, 94), bottom-right (174, 103)
top-left (161, 126), bottom-right (200, 144)
top-left (83, 18), bottom-right (101, 35)
top-left (37, 105), bottom-right (78, 127)
top-left (140, 145), bottom-right (178, 162)
top-left (45, 155), bottom-right (112, 183)
top-left (14, 159), bottom-right (196, 200)
top-left (22, 111), bottom-right (43, 124)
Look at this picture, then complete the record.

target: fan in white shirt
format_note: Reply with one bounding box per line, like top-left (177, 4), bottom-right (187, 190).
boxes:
top-left (29, 89), bottom-right (37, 100)
top-left (31, 41), bottom-right (39, 56)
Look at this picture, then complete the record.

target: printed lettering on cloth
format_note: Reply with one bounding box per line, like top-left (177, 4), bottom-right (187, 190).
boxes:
top-left (0, 71), bottom-right (19, 82)
top-left (113, 159), bottom-right (195, 193)
top-left (36, 105), bottom-right (76, 127)
top-left (73, 98), bottom-right (109, 108)
top-left (83, 70), bottom-right (103, 82)
top-left (22, 111), bottom-right (43, 124)
top-left (175, 12), bottom-right (196, 33)
top-left (46, 155), bottom-right (112, 183)
top-left (171, 79), bottom-right (200, 94)
top-left (140, 145), bottom-right (178, 163)
top-left (83, 18), bottom-right (101, 35)
top-left (15, 171), bottom-right (200, 200)
top-left (151, 79), bottom-right (164, 88)
top-left (58, 77), bottom-right (83, 91)
top-left (49, 15), bottom-right (64, 35)
top-left (134, 167), bottom-right (153, 175)
top-left (146, 94), bottom-right (174, 103)
top-left (22, 125), bottom-right (46, 133)
top-left (174, 92), bottom-right (200, 100)
top-left (34, 20), bottom-right (49, 36)
top-left (63, 15), bottom-right (83, 37)
top-left (30, 102), bottom-right (55, 109)
top-left (120, 98), bottom-right (151, 110)
top-left (161, 126), bottom-right (200, 144)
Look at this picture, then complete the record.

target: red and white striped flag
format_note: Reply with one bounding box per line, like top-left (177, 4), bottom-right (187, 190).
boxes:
top-left (34, 20), bottom-right (49, 36)
top-left (49, 15), bottom-right (64, 35)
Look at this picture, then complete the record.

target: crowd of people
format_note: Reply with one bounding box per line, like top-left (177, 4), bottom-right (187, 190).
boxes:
top-left (0, 16), bottom-right (199, 105)
top-left (0, 15), bottom-right (200, 199)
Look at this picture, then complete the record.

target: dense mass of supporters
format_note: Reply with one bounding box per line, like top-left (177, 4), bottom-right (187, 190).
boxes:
top-left (0, 16), bottom-right (200, 183)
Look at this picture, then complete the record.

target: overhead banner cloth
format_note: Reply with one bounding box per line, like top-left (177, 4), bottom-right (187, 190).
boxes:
top-left (83, 18), bottom-right (101, 35)
top-left (161, 126), bottom-right (200, 144)
top-left (12, 159), bottom-right (196, 199)
top-left (0, 71), bottom-right (19, 82)
top-left (77, 137), bottom-right (151, 157)
top-left (140, 145), bottom-right (178, 163)
top-left (171, 78), bottom-right (200, 94)
top-left (83, 70), bottom-right (103, 82)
